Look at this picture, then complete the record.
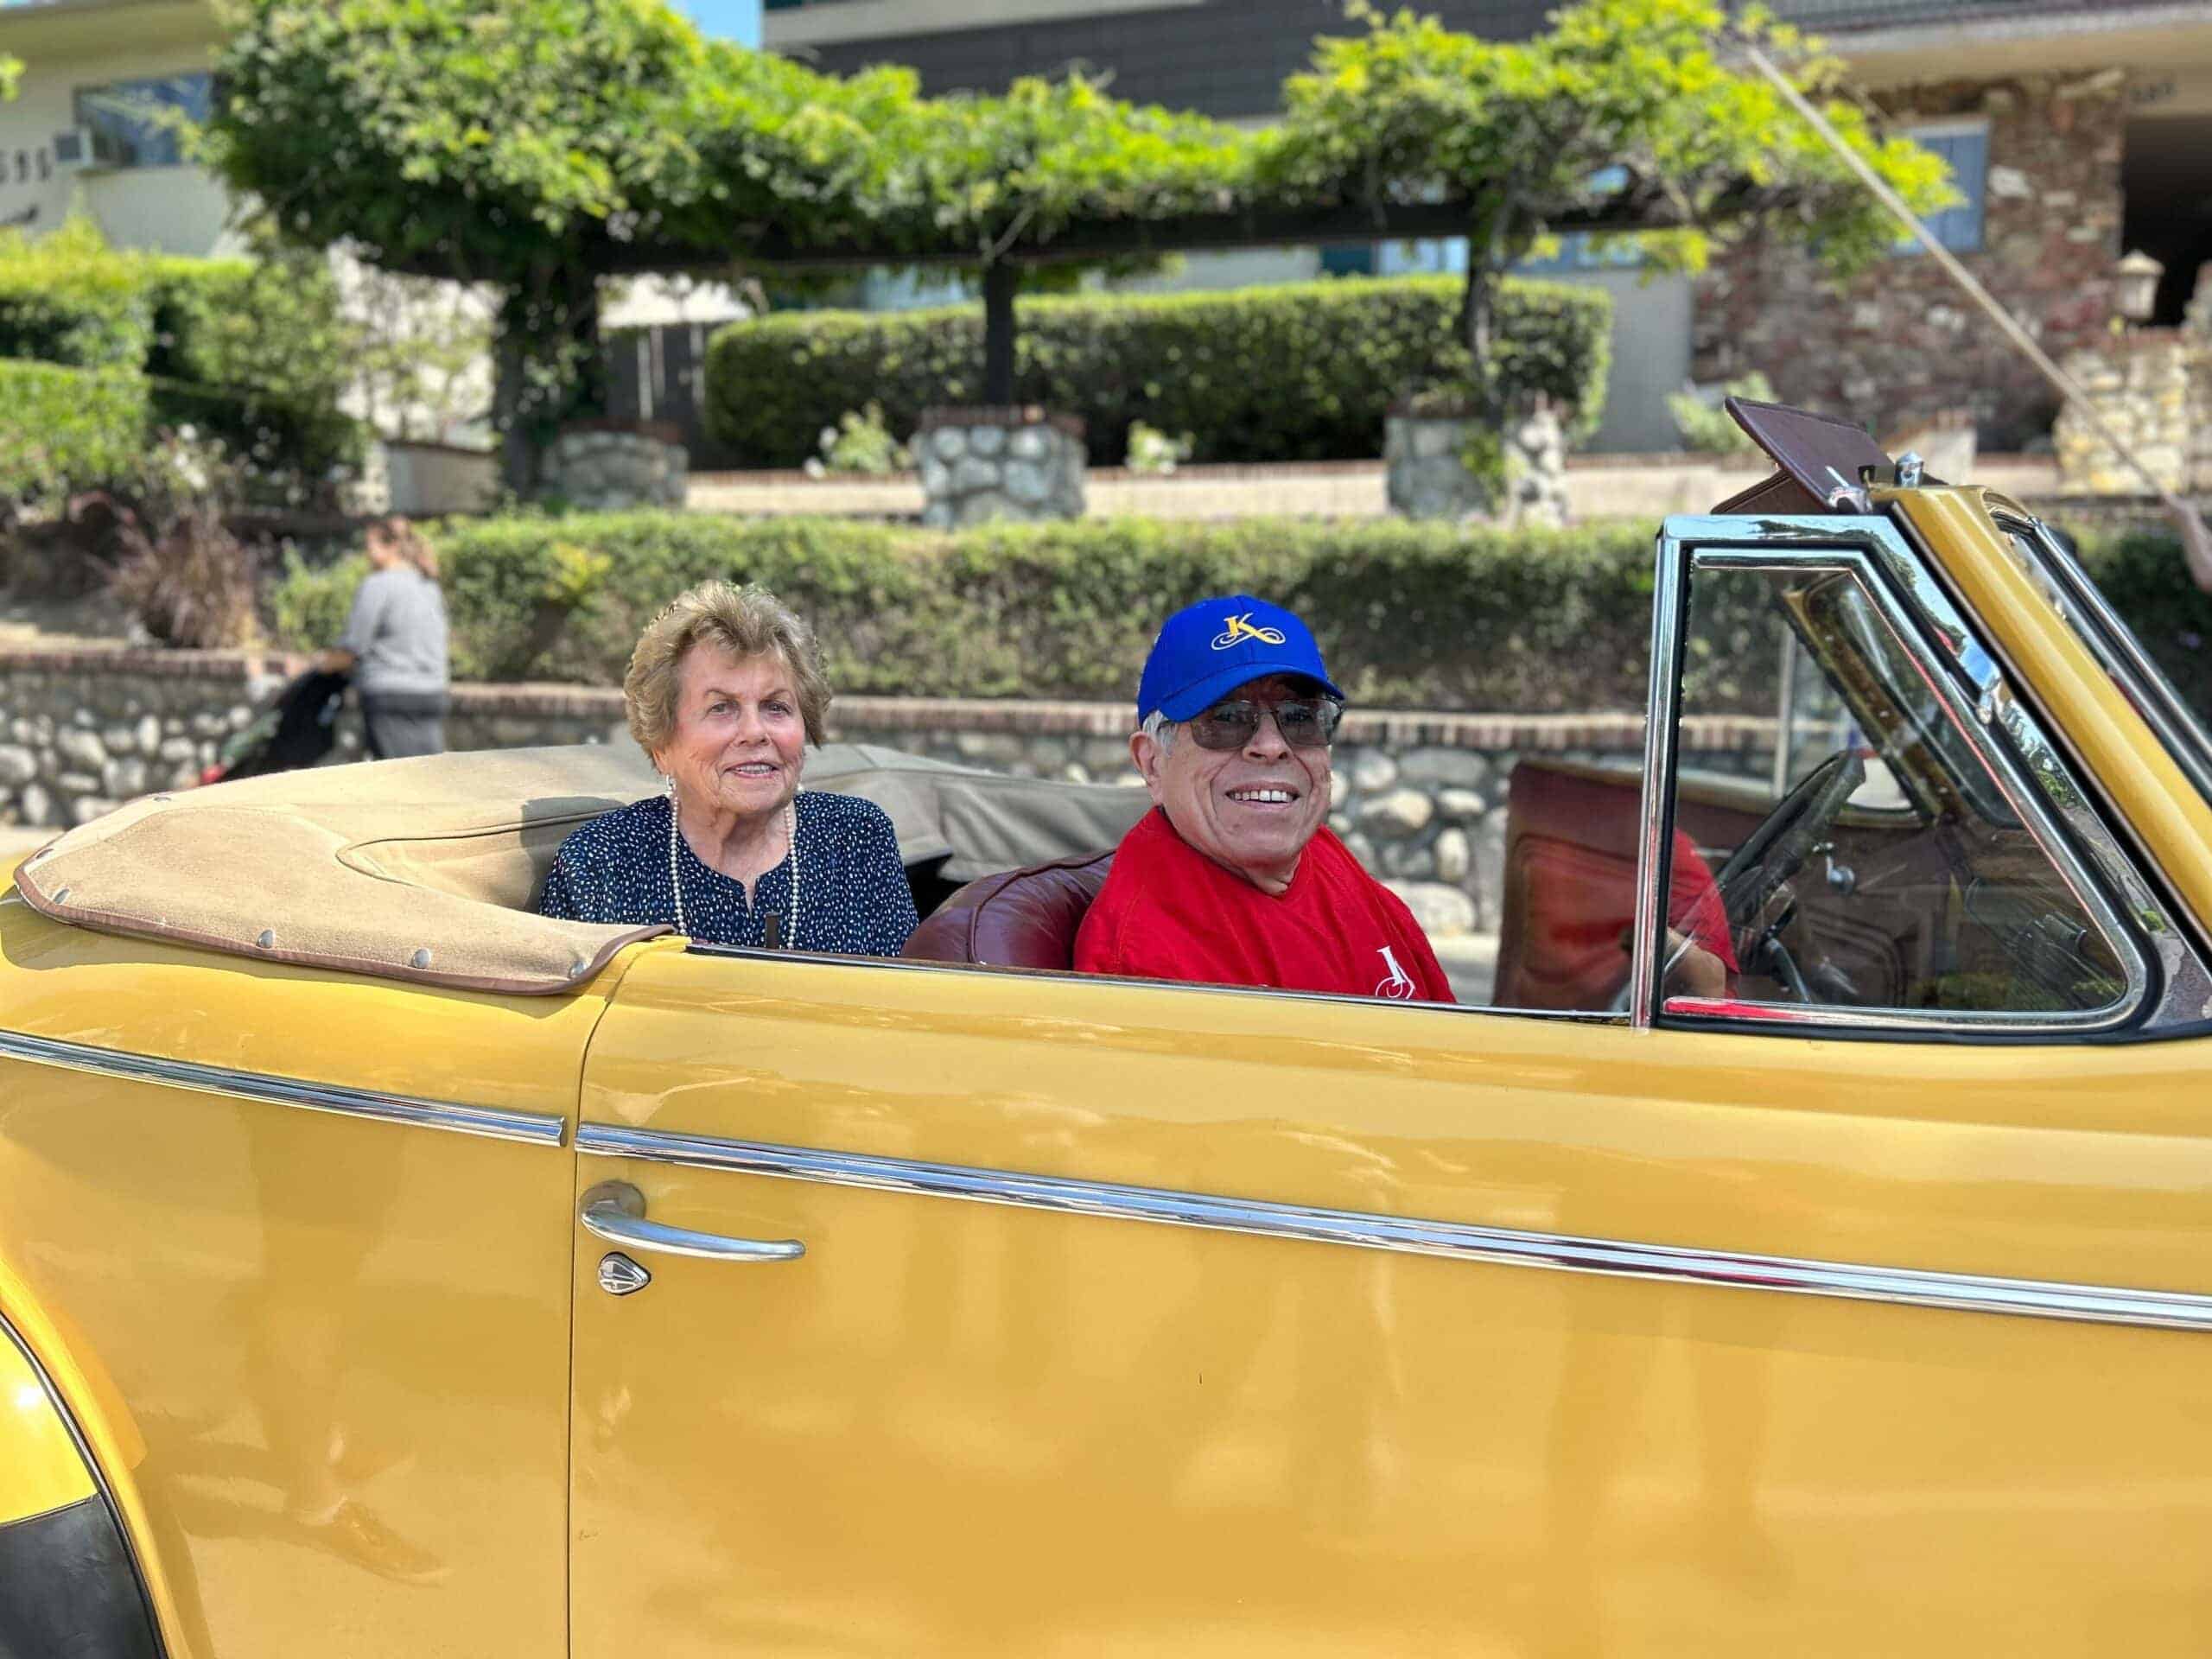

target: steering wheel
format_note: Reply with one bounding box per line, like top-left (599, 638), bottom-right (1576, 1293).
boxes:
top-left (1706, 746), bottom-right (1866, 999)
top-left (1711, 748), bottom-right (1865, 929)
top-left (1609, 747), bottom-right (1867, 1013)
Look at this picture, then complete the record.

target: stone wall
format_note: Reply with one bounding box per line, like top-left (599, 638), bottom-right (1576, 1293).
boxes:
top-left (0, 648), bottom-right (1772, 939)
top-left (1383, 407), bottom-right (1569, 527)
top-left (539, 426), bottom-right (689, 512)
top-left (0, 652), bottom-right (274, 829)
top-left (913, 407), bottom-right (1086, 527)
top-left (1694, 72), bottom-right (2126, 450)
top-left (2053, 328), bottom-right (2207, 495)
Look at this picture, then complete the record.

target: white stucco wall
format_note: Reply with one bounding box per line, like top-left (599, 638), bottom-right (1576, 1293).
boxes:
top-left (0, 24), bottom-right (236, 255)
top-left (1554, 267), bottom-right (1694, 455)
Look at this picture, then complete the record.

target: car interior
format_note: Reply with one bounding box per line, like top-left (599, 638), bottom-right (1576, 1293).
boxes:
top-left (9, 397), bottom-right (2145, 1025)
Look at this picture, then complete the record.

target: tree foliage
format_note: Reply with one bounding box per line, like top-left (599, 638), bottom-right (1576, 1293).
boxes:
top-left (1261, 0), bottom-right (1955, 408)
top-left (205, 0), bottom-right (1960, 464)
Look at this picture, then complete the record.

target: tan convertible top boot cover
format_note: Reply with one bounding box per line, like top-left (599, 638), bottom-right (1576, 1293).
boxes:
top-left (12, 746), bottom-right (671, 995)
top-left (10, 742), bottom-right (1148, 995)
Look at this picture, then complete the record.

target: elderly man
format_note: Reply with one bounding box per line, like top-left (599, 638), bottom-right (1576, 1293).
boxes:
top-left (1075, 594), bottom-right (1455, 1002)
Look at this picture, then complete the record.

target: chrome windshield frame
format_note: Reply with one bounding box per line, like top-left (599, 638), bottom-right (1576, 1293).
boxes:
top-left (1986, 506), bottom-right (2212, 810)
top-left (1643, 512), bottom-right (2186, 1036)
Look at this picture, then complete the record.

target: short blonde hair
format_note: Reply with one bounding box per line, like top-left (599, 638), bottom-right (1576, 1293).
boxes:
top-left (624, 582), bottom-right (831, 759)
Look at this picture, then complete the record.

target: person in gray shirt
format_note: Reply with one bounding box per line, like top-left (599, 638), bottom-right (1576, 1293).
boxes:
top-left (317, 517), bottom-right (450, 759)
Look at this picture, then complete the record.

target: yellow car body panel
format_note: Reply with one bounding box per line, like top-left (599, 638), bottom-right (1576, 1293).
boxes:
top-left (4, 485), bottom-right (2212, 1655)
top-left (0, 1312), bottom-right (98, 1526)
top-left (1890, 488), bottom-right (2212, 921)
top-left (569, 944), bottom-right (2212, 1657)
top-left (0, 887), bottom-right (619, 1659)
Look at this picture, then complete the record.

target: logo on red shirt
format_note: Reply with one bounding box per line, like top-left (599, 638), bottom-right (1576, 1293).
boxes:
top-left (1372, 945), bottom-right (1418, 1000)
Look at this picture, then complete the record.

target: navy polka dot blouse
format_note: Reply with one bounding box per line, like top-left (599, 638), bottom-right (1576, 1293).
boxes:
top-left (538, 788), bottom-right (918, 957)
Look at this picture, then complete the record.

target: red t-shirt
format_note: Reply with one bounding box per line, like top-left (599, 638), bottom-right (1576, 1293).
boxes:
top-left (1075, 808), bottom-right (1456, 1003)
top-left (1670, 828), bottom-right (1738, 972)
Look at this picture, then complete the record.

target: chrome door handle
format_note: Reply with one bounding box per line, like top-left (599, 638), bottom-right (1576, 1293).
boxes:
top-left (580, 1196), bottom-right (804, 1262)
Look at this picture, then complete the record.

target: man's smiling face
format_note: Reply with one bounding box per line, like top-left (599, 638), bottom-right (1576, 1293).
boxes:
top-left (1133, 674), bottom-right (1332, 894)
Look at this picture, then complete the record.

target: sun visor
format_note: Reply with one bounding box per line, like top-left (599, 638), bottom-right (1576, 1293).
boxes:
top-left (1713, 396), bottom-right (1896, 515)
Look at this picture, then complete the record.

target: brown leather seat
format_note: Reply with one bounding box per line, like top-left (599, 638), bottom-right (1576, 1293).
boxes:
top-left (902, 850), bottom-right (1115, 969)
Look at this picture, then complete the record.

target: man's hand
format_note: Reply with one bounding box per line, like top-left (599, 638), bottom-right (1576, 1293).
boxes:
top-left (1659, 927), bottom-right (1728, 1000)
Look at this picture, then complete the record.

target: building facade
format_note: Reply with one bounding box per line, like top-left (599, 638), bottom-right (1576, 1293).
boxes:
top-left (1700, 3), bottom-right (2212, 451)
top-left (0, 0), bottom-right (723, 455)
top-left (0, 0), bottom-right (235, 256)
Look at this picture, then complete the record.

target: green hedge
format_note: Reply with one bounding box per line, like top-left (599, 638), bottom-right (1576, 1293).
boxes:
top-left (2078, 525), bottom-right (2212, 718)
top-left (146, 256), bottom-right (365, 478)
top-left (0, 360), bottom-right (151, 502)
top-left (0, 221), bottom-right (363, 483)
top-left (0, 220), bottom-right (154, 370)
top-left (702, 275), bottom-right (1613, 469)
top-left (266, 512), bottom-right (2212, 717)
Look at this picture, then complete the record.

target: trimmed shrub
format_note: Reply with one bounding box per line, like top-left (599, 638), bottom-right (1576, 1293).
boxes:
top-left (267, 550), bottom-right (368, 655)
top-left (0, 219), bottom-right (155, 370)
top-left (0, 359), bottom-right (150, 502)
top-left (264, 512), bottom-right (2212, 718)
top-left (264, 513), bottom-right (1682, 709)
top-left (703, 275), bottom-right (1612, 469)
top-left (148, 253), bottom-right (366, 478)
top-left (0, 219), bottom-right (365, 486)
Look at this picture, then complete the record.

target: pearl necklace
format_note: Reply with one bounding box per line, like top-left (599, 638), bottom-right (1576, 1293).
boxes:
top-left (666, 787), bottom-right (802, 949)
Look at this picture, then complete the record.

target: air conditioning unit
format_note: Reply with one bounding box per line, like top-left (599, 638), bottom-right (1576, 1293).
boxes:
top-left (51, 127), bottom-right (122, 171)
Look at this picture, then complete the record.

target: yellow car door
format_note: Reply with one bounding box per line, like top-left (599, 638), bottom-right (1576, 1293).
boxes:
top-left (566, 500), bottom-right (2212, 1656)
top-left (567, 954), bottom-right (2212, 1656)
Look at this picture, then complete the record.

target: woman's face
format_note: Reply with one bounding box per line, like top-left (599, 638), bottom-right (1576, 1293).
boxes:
top-left (365, 527), bottom-right (400, 569)
top-left (655, 644), bottom-right (806, 824)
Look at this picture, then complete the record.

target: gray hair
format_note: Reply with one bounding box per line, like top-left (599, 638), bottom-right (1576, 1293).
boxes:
top-left (1140, 710), bottom-right (1179, 753)
top-left (624, 581), bottom-right (831, 759)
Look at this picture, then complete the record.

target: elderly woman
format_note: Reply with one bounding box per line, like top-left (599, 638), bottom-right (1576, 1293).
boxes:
top-left (538, 582), bottom-right (917, 956)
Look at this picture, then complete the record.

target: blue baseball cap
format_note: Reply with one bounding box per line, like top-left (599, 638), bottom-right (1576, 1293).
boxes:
top-left (1136, 595), bottom-right (1344, 724)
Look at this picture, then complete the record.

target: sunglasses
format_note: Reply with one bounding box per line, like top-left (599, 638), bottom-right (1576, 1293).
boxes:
top-left (1183, 696), bottom-right (1344, 752)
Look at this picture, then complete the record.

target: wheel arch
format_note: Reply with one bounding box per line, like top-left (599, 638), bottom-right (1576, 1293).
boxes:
top-left (0, 1254), bottom-right (180, 1658)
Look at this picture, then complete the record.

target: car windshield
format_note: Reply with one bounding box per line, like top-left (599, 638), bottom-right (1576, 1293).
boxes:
top-left (1675, 558), bottom-right (2133, 1018)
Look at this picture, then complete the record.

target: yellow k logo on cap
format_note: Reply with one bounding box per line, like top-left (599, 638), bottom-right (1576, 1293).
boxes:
top-left (1211, 612), bottom-right (1288, 651)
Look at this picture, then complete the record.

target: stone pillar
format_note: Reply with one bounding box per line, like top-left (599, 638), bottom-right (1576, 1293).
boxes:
top-left (913, 406), bottom-right (1085, 528)
top-left (538, 422), bottom-right (689, 512)
top-left (2053, 331), bottom-right (2201, 496)
top-left (1384, 404), bottom-right (1568, 526)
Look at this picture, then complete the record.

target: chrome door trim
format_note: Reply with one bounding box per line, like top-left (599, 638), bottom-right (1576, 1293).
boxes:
top-left (1630, 522), bottom-right (1690, 1029)
top-left (0, 1027), bottom-right (567, 1147)
top-left (576, 1123), bottom-right (2212, 1333)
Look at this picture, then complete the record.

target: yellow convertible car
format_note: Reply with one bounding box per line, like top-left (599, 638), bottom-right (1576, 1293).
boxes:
top-left (3, 409), bottom-right (2210, 1656)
